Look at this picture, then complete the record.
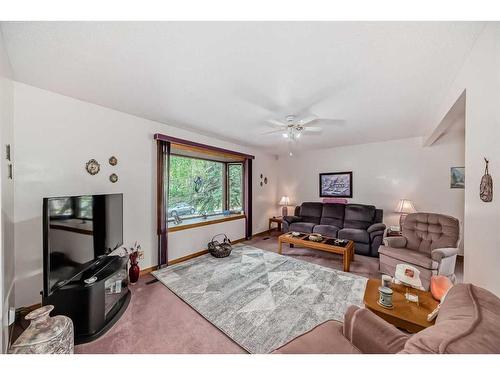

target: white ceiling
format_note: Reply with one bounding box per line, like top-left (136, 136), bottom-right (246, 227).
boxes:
top-left (1, 22), bottom-right (484, 154)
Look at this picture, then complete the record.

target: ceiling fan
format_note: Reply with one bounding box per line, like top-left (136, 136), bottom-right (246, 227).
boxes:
top-left (262, 115), bottom-right (316, 138)
top-left (262, 114), bottom-right (344, 156)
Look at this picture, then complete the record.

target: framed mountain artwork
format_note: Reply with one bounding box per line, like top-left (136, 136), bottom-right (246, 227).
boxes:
top-left (319, 172), bottom-right (353, 198)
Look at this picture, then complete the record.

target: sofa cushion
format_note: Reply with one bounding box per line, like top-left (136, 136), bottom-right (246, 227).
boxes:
top-left (338, 228), bottom-right (369, 244)
top-left (299, 202), bottom-right (323, 225)
top-left (403, 213), bottom-right (459, 255)
top-left (378, 246), bottom-right (439, 270)
top-left (320, 203), bottom-right (345, 228)
top-left (274, 321), bottom-right (360, 354)
top-left (290, 222), bottom-right (316, 233)
top-left (401, 284), bottom-right (500, 354)
top-left (353, 242), bottom-right (370, 256)
top-left (343, 306), bottom-right (409, 354)
top-left (312, 224), bottom-right (340, 238)
top-left (343, 204), bottom-right (376, 230)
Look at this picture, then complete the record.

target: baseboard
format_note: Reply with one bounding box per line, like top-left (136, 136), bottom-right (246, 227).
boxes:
top-left (140, 265), bottom-right (158, 276)
top-left (168, 249), bottom-right (210, 266)
top-left (252, 230), bottom-right (272, 237)
top-left (116, 232), bottom-right (271, 280)
top-left (145, 235), bottom-right (256, 271)
top-left (231, 237), bottom-right (248, 245)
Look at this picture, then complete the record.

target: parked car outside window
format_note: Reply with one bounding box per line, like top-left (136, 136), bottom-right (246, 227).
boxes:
top-left (168, 203), bottom-right (196, 217)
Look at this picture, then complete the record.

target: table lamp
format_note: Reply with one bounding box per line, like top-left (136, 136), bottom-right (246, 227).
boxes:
top-left (279, 196), bottom-right (290, 217)
top-left (395, 199), bottom-right (416, 229)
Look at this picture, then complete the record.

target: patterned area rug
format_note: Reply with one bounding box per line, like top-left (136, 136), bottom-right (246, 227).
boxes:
top-left (152, 245), bottom-right (367, 353)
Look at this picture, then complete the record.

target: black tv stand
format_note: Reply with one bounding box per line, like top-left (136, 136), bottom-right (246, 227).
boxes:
top-left (42, 256), bottom-right (130, 344)
top-left (76, 289), bottom-right (131, 344)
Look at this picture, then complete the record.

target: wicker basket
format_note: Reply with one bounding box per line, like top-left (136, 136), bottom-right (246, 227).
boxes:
top-left (208, 233), bottom-right (232, 258)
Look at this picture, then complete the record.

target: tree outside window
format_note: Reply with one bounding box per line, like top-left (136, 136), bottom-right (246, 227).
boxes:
top-left (168, 155), bottom-right (243, 219)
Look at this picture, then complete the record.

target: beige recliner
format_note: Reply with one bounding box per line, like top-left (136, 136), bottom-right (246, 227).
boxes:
top-left (379, 213), bottom-right (460, 290)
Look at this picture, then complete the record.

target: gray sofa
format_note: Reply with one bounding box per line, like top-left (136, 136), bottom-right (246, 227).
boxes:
top-left (282, 202), bottom-right (385, 257)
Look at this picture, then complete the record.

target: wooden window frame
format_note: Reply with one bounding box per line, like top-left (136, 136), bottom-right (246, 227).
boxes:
top-left (167, 155), bottom-right (244, 222)
top-left (155, 134), bottom-right (254, 267)
top-left (226, 162), bottom-right (244, 213)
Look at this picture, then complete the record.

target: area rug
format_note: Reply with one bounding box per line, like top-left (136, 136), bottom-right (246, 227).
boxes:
top-left (152, 245), bottom-right (367, 353)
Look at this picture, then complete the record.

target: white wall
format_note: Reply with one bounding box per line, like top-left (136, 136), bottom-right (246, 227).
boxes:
top-left (13, 82), bottom-right (279, 308)
top-left (277, 130), bottom-right (465, 244)
top-left (424, 24), bottom-right (500, 296)
top-left (169, 218), bottom-right (245, 260)
top-left (0, 28), bottom-right (15, 353)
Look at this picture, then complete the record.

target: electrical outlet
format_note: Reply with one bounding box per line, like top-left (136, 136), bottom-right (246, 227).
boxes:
top-left (8, 307), bottom-right (16, 325)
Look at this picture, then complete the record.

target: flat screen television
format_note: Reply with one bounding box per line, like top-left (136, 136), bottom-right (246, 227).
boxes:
top-left (42, 193), bottom-right (123, 296)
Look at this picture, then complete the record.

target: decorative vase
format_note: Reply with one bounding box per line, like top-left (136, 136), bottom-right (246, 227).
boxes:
top-left (129, 256), bottom-right (140, 285)
top-left (9, 305), bottom-right (73, 354)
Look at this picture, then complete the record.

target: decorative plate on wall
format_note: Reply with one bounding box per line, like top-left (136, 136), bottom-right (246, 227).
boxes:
top-left (85, 159), bottom-right (100, 175)
top-left (109, 173), bottom-right (118, 183)
top-left (109, 156), bottom-right (118, 166)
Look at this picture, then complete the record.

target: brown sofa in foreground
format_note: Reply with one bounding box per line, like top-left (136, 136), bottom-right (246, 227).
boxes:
top-left (275, 283), bottom-right (500, 354)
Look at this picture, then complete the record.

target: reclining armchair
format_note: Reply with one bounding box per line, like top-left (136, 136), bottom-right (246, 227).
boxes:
top-left (379, 212), bottom-right (460, 290)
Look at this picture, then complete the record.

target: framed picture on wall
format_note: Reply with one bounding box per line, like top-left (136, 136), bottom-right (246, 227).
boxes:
top-left (319, 172), bottom-right (353, 198)
top-left (450, 167), bottom-right (465, 189)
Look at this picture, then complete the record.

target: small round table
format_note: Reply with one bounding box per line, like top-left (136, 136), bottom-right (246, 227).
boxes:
top-left (363, 279), bottom-right (439, 333)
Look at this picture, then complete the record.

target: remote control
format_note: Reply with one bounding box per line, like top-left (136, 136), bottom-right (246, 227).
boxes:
top-left (427, 304), bottom-right (441, 322)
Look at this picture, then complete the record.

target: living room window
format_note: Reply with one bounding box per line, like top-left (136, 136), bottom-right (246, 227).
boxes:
top-left (167, 154), bottom-right (245, 225)
top-left (168, 155), bottom-right (226, 220)
top-left (155, 133), bottom-right (254, 266)
top-left (227, 163), bottom-right (243, 212)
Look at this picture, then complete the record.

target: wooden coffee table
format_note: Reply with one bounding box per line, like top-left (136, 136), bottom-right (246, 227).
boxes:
top-left (363, 279), bottom-right (439, 333)
top-left (278, 232), bottom-right (355, 272)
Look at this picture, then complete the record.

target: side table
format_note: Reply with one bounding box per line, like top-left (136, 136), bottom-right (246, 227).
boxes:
top-left (363, 279), bottom-right (439, 333)
top-left (268, 217), bottom-right (283, 234)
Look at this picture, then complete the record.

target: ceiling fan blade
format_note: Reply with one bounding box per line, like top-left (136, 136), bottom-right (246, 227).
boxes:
top-left (303, 126), bottom-right (322, 132)
top-left (307, 118), bottom-right (345, 127)
top-left (261, 129), bottom-right (285, 135)
top-left (299, 114), bottom-right (318, 126)
top-left (235, 88), bottom-right (284, 114)
top-left (266, 119), bottom-right (287, 127)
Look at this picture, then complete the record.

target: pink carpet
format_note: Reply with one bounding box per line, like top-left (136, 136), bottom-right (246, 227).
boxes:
top-left (74, 233), bottom-right (380, 354)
